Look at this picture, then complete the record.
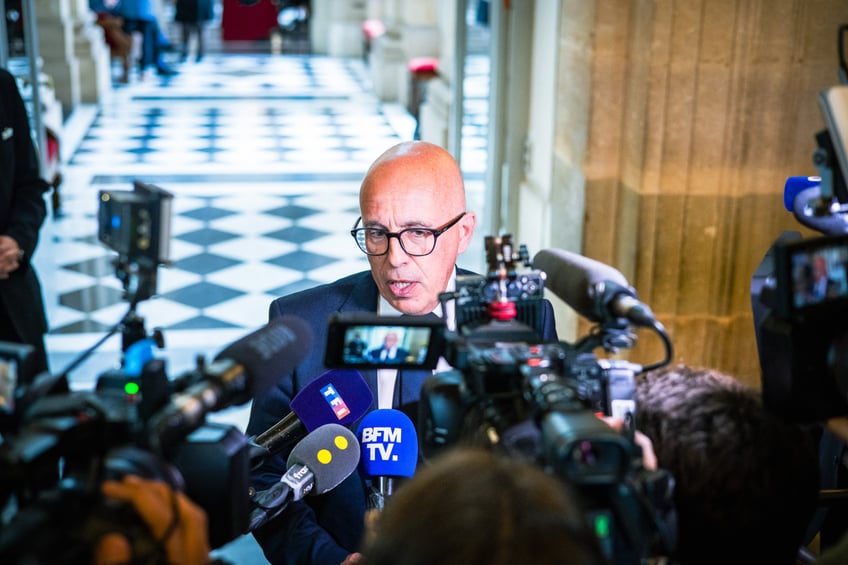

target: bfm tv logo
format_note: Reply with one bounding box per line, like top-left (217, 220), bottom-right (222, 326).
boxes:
top-left (360, 426), bottom-right (404, 462)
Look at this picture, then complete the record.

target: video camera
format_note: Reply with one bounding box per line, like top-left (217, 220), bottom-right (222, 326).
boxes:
top-left (0, 182), bottom-right (313, 563)
top-left (752, 24), bottom-right (848, 423)
top-left (326, 234), bottom-right (677, 565)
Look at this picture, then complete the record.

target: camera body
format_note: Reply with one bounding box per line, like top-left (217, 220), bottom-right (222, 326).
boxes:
top-left (0, 356), bottom-right (252, 563)
top-left (97, 181), bottom-right (173, 303)
top-left (754, 231), bottom-right (848, 422)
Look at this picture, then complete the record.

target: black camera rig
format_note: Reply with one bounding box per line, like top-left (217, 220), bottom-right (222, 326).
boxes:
top-left (327, 234), bottom-right (677, 564)
top-left (0, 182), bottom-right (310, 563)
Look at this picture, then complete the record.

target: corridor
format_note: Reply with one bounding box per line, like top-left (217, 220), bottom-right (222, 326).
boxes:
top-left (41, 53), bottom-right (396, 387)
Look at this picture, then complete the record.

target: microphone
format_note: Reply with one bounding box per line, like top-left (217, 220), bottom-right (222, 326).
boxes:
top-left (147, 316), bottom-right (313, 453)
top-left (356, 408), bottom-right (418, 510)
top-left (532, 248), bottom-right (657, 327)
top-left (250, 369), bottom-right (374, 465)
top-left (247, 422), bottom-right (360, 531)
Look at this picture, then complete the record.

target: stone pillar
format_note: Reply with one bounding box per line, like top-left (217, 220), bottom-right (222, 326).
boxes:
top-left (34, 0), bottom-right (81, 118)
top-left (311, 0), bottom-right (368, 57)
top-left (416, 0), bottom-right (458, 148)
top-left (558, 0), bottom-right (848, 385)
top-left (369, 0), bottom-right (441, 105)
top-left (69, 0), bottom-right (112, 104)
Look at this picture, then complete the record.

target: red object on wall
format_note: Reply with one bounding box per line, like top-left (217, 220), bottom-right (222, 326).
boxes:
top-left (221, 0), bottom-right (279, 41)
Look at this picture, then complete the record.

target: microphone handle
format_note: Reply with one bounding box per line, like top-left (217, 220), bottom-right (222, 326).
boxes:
top-left (367, 476), bottom-right (395, 511)
top-left (248, 481), bottom-right (293, 532)
top-left (377, 476), bottom-right (395, 497)
top-left (254, 411), bottom-right (308, 457)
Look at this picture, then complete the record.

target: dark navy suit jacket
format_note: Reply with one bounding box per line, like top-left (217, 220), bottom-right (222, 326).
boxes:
top-left (246, 268), bottom-right (558, 564)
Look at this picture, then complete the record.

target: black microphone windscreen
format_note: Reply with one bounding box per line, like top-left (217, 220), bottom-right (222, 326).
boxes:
top-left (533, 248), bottom-right (629, 322)
top-left (213, 315), bottom-right (313, 403)
top-left (288, 423), bottom-right (360, 494)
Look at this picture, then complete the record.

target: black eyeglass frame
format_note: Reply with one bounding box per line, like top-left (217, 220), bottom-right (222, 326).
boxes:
top-left (350, 212), bottom-right (467, 256)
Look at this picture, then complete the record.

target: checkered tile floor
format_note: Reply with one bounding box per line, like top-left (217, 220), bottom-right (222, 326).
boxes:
top-left (37, 50), bottom-right (489, 384)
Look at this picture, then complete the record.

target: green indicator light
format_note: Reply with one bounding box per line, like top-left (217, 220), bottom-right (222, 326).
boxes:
top-left (124, 382), bottom-right (140, 395)
top-left (594, 514), bottom-right (611, 538)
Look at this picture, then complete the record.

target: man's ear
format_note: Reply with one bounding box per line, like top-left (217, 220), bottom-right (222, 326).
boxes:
top-left (457, 212), bottom-right (477, 253)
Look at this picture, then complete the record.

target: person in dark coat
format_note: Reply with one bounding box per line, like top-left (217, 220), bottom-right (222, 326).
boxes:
top-left (0, 67), bottom-right (51, 380)
top-left (174, 0), bottom-right (214, 63)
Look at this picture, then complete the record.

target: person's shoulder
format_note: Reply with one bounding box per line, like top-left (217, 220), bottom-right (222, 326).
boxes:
top-left (270, 271), bottom-right (372, 310)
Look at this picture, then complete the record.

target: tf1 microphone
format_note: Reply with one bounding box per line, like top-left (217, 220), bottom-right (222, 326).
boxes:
top-left (532, 248), bottom-right (657, 327)
top-left (250, 369), bottom-right (373, 466)
top-left (247, 422), bottom-right (360, 531)
top-left (148, 315), bottom-right (313, 453)
top-left (356, 408), bottom-right (418, 510)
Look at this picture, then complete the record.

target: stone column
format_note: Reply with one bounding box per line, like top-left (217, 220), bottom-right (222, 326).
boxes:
top-left (558, 0), bottom-right (848, 384)
top-left (68, 0), bottom-right (112, 104)
top-left (417, 0), bottom-right (457, 147)
top-left (311, 0), bottom-right (368, 57)
top-left (369, 0), bottom-right (441, 105)
top-left (34, 0), bottom-right (81, 118)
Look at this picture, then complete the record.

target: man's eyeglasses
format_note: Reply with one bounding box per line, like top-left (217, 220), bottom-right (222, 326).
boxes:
top-left (350, 212), bottom-right (467, 256)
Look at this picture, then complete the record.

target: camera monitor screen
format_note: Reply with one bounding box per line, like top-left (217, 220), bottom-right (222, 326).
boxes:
top-left (776, 233), bottom-right (848, 317)
top-left (324, 312), bottom-right (446, 370)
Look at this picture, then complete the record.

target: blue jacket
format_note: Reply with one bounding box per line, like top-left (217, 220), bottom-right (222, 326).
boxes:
top-left (246, 268), bottom-right (558, 564)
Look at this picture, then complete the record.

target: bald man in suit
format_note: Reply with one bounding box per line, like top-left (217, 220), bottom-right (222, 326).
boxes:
top-left (246, 141), bottom-right (559, 565)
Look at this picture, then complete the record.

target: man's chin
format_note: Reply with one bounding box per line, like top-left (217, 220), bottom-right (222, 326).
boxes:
top-left (386, 296), bottom-right (428, 316)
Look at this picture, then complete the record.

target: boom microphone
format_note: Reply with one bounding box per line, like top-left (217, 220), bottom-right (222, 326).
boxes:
top-left (247, 422), bottom-right (360, 531)
top-left (148, 316), bottom-right (313, 453)
top-left (532, 248), bottom-right (657, 327)
top-left (357, 408), bottom-right (418, 510)
top-left (250, 369), bottom-right (373, 465)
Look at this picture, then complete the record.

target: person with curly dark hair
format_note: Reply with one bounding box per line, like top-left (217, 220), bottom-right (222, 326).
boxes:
top-left (634, 364), bottom-right (820, 565)
top-left (358, 448), bottom-right (608, 565)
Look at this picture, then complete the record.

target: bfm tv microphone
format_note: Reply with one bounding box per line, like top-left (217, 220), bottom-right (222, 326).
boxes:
top-left (250, 369), bottom-right (373, 466)
top-left (357, 408), bottom-right (418, 510)
top-left (148, 315), bottom-right (313, 453)
top-left (247, 422), bottom-right (360, 531)
top-left (532, 248), bottom-right (657, 327)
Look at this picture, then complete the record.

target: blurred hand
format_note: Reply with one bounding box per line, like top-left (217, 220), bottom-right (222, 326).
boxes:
top-left (341, 552), bottom-right (363, 565)
top-left (601, 415), bottom-right (658, 471)
top-left (0, 235), bottom-right (22, 279)
top-left (94, 475), bottom-right (210, 565)
top-left (827, 417), bottom-right (848, 446)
